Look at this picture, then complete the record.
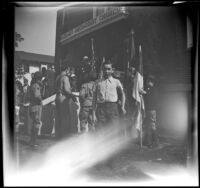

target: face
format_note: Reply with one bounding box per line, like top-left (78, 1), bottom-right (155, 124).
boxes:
top-left (147, 79), bottom-right (154, 87)
top-left (130, 68), bottom-right (136, 79)
top-left (65, 67), bottom-right (71, 76)
top-left (103, 64), bottom-right (113, 78)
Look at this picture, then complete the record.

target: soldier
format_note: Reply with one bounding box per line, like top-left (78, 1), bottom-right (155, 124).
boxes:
top-left (29, 71), bottom-right (43, 147)
top-left (55, 65), bottom-right (77, 139)
top-left (79, 71), bottom-right (97, 133)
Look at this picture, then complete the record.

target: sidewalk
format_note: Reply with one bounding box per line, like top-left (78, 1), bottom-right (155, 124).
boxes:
top-left (11, 130), bottom-right (195, 186)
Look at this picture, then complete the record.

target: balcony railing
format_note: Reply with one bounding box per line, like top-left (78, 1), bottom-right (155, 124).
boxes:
top-left (60, 7), bottom-right (129, 44)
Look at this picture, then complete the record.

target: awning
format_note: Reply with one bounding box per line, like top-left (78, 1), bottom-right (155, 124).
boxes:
top-left (60, 7), bottom-right (129, 45)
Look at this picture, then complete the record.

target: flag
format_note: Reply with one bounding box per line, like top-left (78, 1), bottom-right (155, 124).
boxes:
top-left (132, 45), bottom-right (145, 133)
top-left (98, 57), bottom-right (105, 79)
top-left (91, 38), bottom-right (96, 71)
top-left (130, 29), bottom-right (136, 63)
top-left (91, 38), bottom-right (95, 57)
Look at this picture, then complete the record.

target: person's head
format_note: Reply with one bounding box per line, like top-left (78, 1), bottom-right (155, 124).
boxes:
top-left (82, 56), bottom-right (89, 62)
top-left (146, 74), bottom-right (155, 88)
top-left (41, 67), bottom-right (47, 76)
top-left (103, 61), bottom-right (113, 78)
top-left (60, 64), bottom-right (70, 76)
top-left (24, 78), bottom-right (28, 85)
top-left (82, 56), bottom-right (91, 67)
top-left (31, 73), bottom-right (34, 79)
top-left (128, 67), bottom-right (136, 79)
top-left (70, 67), bottom-right (75, 75)
top-left (33, 71), bottom-right (42, 83)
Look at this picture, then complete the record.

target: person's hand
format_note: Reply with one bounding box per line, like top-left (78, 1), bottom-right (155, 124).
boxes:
top-left (121, 107), bottom-right (126, 115)
top-left (139, 89), bottom-right (147, 95)
top-left (71, 95), bottom-right (77, 103)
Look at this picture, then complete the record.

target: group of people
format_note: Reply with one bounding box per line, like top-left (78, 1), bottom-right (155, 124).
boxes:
top-left (15, 59), bottom-right (158, 149)
top-left (15, 67), bottom-right (55, 146)
top-left (54, 59), bottom-right (158, 148)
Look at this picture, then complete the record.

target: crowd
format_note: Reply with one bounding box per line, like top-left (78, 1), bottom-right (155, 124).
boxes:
top-left (15, 58), bottom-right (158, 149)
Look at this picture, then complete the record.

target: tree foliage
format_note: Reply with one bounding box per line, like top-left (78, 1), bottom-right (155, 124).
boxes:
top-left (15, 32), bottom-right (24, 48)
top-left (15, 32), bottom-right (25, 76)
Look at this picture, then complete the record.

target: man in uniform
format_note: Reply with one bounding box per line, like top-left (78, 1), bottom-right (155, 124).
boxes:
top-left (29, 71), bottom-right (43, 147)
top-left (55, 65), bottom-right (77, 139)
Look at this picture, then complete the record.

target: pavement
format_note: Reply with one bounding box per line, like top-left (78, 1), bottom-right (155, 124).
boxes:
top-left (12, 131), bottom-right (192, 185)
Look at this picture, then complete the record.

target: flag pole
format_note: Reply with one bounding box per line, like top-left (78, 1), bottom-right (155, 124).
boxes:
top-left (139, 45), bottom-right (143, 148)
top-left (140, 104), bottom-right (143, 148)
top-left (91, 38), bottom-right (96, 71)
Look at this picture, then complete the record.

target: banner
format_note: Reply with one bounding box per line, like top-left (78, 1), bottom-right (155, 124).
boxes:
top-left (132, 45), bottom-right (145, 139)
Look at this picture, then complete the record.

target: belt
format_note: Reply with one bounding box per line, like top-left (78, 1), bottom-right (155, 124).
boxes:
top-left (97, 101), bottom-right (118, 105)
top-left (57, 92), bottom-right (69, 97)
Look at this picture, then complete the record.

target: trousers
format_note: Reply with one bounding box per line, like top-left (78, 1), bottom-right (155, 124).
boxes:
top-left (96, 102), bottom-right (119, 129)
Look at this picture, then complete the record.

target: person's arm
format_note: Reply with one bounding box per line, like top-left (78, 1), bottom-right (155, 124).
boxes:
top-left (117, 81), bottom-right (126, 115)
top-left (63, 76), bottom-right (72, 96)
top-left (63, 76), bottom-right (78, 103)
top-left (139, 88), bottom-right (147, 95)
top-left (92, 82), bottom-right (97, 119)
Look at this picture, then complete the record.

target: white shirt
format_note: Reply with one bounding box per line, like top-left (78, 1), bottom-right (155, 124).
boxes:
top-left (95, 76), bottom-right (123, 103)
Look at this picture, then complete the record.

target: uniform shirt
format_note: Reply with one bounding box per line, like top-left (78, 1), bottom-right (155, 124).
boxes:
top-left (79, 81), bottom-right (96, 107)
top-left (29, 82), bottom-right (42, 106)
top-left (22, 84), bottom-right (30, 103)
top-left (95, 76), bottom-right (123, 104)
top-left (55, 72), bottom-right (71, 97)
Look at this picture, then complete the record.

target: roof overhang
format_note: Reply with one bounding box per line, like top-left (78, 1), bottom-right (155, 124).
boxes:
top-left (60, 7), bottom-right (129, 45)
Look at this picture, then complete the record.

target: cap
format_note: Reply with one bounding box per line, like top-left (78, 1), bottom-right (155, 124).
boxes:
top-left (83, 56), bottom-right (89, 60)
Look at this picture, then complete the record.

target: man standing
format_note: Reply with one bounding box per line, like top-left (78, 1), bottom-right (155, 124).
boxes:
top-left (55, 65), bottom-right (76, 139)
top-left (93, 61), bottom-right (126, 130)
top-left (29, 71), bottom-right (43, 147)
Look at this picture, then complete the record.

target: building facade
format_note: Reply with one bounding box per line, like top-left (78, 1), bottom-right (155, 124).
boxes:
top-left (55, 5), bottom-right (198, 139)
top-left (55, 5), bottom-right (196, 82)
top-left (15, 51), bottom-right (55, 74)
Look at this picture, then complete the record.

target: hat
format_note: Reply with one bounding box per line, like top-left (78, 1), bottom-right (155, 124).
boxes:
top-left (70, 73), bottom-right (76, 79)
top-left (83, 56), bottom-right (89, 60)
